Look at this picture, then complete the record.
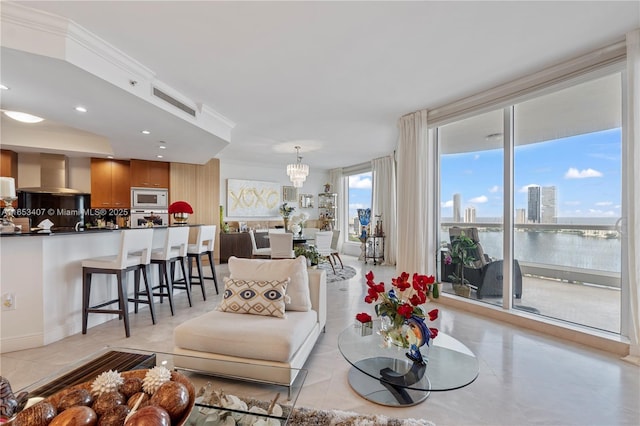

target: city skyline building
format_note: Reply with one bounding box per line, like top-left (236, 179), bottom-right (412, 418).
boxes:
top-left (464, 206), bottom-right (476, 223)
top-left (528, 186), bottom-right (557, 223)
top-left (453, 193), bottom-right (461, 222)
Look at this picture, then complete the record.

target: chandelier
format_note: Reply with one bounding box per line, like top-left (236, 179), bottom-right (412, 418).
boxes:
top-left (286, 146), bottom-right (309, 188)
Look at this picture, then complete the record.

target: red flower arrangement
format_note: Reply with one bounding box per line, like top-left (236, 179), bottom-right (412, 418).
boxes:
top-left (356, 271), bottom-right (439, 349)
top-left (168, 201), bottom-right (193, 214)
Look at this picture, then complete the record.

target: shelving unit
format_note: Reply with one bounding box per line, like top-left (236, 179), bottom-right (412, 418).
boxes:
top-left (318, 192), bottom-right (337, 231)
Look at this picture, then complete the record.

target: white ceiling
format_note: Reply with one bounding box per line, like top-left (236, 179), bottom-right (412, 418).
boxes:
top-left (1, 1), bottom-right (638, 170)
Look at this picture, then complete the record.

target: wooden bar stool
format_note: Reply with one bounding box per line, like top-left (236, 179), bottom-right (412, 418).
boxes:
top-left (175, 225), bottom-right (218, 300)
top-left (81, 228), bottom-right (155, 338)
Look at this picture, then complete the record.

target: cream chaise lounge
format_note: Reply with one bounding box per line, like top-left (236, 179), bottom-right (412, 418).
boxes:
top-left (173, 256), bottom-right (326, 392)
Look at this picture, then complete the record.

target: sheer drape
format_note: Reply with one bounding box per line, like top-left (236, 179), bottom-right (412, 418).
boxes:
top-left (328, 168), bottom-right (345, 251)
top-left (396, 110), bottom-right (436, 275)
top-left (372, 155), bottom-right (397, 265)
top-left (624, 28), bottom-right (640, 364)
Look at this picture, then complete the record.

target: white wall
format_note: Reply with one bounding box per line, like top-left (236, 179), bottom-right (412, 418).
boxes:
top-left (219, 160), bottom-right (329, 222)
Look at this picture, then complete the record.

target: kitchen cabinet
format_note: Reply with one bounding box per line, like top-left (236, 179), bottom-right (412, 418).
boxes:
top-left (130, 159), bottom-right (169, 188)
top-left (0, 149), bottom-right (18, 180)
top-left (91, 158), bottom-right (130, 208)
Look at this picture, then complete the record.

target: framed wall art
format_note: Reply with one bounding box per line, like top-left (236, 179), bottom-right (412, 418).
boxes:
top-left (227, 179), bottom-right (280, 217)
top-left (282, 186), bottom-right (298, 203)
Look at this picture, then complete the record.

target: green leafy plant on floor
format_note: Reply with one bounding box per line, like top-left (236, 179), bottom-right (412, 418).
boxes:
top-left (294, 245), bottom-right (320, 266)
top-left (446, 230), bottom-right (477, 293)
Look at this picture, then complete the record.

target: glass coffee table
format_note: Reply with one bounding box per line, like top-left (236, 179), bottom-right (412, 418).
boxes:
top-left (338, 320), bottom-right (479, 406)
top-left (15, 347), bottom-right (306, 425)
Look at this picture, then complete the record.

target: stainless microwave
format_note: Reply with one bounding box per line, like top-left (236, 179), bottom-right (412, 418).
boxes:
top-left (131, 187), bottom-right (168, 210)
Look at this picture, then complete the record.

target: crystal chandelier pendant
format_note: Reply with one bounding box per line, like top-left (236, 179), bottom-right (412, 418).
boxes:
top-left (286, 146), bottom-right (309, 187)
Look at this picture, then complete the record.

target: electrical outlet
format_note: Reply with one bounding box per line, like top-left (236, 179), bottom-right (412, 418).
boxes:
top-left (2, 293), bottom-right (16, 310)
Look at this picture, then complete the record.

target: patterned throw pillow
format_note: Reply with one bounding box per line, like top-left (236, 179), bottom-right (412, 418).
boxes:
top-left (217, 277), bottom-right (289, 318)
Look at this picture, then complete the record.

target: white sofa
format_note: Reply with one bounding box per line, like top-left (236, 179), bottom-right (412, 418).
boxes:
top-left (173, 256), bottom-right (326, 389)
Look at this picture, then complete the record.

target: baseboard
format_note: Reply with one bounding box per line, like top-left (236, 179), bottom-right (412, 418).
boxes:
top-left (1, 332), bottom-right (43, 353)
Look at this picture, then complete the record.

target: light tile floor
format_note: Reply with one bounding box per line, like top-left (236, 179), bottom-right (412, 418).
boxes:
top-left (1, 256), bottom-right (638, 425)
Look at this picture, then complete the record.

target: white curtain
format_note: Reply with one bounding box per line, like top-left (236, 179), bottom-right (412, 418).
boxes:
top-left (396, 110), bottom-right (436, 275)
top-left (328, 168), bottom-right (345, 251)
top-left (372, 155), bottom-right (397, 265)
top-left (624, 28), bottom-right (640, 364)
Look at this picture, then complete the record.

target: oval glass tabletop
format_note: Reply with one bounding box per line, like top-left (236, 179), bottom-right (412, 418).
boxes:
top-left (338, 320), bottom-right (479, 406)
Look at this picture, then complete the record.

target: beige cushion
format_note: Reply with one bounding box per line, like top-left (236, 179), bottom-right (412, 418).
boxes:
top-left (228, 256), bottom-right (312, 312)
top-left (217, 277), bottom-right (288, 318)
top-left (174, 309), bottom-right (318, 363)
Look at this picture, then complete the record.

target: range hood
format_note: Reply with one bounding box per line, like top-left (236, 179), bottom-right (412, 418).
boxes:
top-left (17, 153), bottom-right (87, 194)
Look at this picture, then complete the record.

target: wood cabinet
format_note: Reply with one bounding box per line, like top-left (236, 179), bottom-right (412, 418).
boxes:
top-left (0, 149), bottom-right (18, 180)
top-left (130, 159), bottom-right (169, 188)
top-left (90, 158), bottom-right (130, 208)
top-left (219, 232), bottom-right (252, 263)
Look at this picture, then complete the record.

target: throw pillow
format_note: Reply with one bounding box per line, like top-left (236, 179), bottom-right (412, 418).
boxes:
top-left (217, 277), bottom-right (289, 318)
top-left (228, 256), bottom-right (312, 312)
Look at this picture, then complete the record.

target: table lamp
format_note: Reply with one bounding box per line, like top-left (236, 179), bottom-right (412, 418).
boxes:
top-left (0, 177), bottom-right (17, 226)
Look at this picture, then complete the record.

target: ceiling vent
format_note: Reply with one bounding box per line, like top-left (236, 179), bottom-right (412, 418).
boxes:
top-left (152, 87), bottom-right (196, 117)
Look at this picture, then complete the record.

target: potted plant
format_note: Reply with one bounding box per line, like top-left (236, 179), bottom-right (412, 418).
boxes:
top-left (294, 245), bottom-right (320, 268)
top-left (446, 231), bottom-right (477, 297)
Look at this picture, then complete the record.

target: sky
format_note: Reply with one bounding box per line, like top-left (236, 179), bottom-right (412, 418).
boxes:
top-left (441, 128), bottom-right (622, 220)
top-left (346, 128), bottom-right (622, 225)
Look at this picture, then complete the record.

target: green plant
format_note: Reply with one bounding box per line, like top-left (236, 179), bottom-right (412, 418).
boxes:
top-left (294, 245), bottom-right (320, 265)
top-left (446, 231), bottom-right (477, 288)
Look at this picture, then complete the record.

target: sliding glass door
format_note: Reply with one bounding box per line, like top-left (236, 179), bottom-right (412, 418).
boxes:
top-left (437, 69), bottom-right (623, 334)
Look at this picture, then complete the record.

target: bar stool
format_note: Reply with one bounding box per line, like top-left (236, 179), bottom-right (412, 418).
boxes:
top-left (81, 228), bottom-right (155, 338)
top-left (143, 226), bottom-right (192, 315)
top-left (175, 225), bottom-right (218, 300)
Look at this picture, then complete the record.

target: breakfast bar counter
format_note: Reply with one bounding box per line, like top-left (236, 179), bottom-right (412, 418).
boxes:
top-left (0, 227), bottom-right (173, 353)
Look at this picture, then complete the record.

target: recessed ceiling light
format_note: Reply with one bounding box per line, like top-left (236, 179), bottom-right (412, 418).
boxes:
top-left (141, 130), bottom-right (151, 135)
top-left (3, 111), bottom-right (45, 123)
top-left (0, 84), bottom-right (9, 90)
top-left (107, 155), bottom-right (114, 159)
top-left (75, 106), bottom-right (87, 113)
top-left (159, 145), bottom-right (166, 149)
top-left (156, 154), bottom-right (163, 159)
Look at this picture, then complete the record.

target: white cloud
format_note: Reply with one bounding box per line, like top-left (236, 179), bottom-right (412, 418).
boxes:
top-left (519, 184), bottom-right (539, 193)
top-left (564, 167), bottom-right (603, 179)
top-left (595, 201), bottom-right (613, 206)
top-left (442, 200), bottom-right (453, 208)
top-left (349, 203), bottom-right (369, 210)
top-left (588, 209), bottom-right (616, 216)
top-left (349, 175), bottom-right (372, 189)
top-left (468, 195), bottom-right (488, 203)
top-left (489, 185), bottom-right (500, 193)
top-left (473, 154), bottom-right (480, 160)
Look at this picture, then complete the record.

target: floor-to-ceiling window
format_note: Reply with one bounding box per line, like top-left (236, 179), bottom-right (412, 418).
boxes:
top-left (437, 68), bottom-right (623, 334)
top-left (347, 171), bottom-right (372, 242)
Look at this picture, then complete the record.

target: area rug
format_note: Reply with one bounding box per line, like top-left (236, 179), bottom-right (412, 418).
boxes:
top-left (317, 263), bottom-right (357, 283)
top-left (288, 406), bottom-right (435, 426)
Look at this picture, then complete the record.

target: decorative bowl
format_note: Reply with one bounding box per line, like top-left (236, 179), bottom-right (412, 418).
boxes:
top-left (20, 369), bottom-right (195, 426)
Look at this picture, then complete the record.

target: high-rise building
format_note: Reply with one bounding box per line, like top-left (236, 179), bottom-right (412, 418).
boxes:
top-left (464, 206), bottom-right (476, 223)
top-left (453, 193), bottom-right (461, 222)
top-left (516, 208), bottom-right (526, 224)
top-left (527, 186), bottom-right (541, 223)
top-left (541, 186), bottom-right (557, 223)
top-left (528, 186), bottom-right (557, 223)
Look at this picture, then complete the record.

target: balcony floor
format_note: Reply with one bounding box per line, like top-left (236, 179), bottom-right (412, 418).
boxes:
top-left (441, 275), bottom-right (621, 333)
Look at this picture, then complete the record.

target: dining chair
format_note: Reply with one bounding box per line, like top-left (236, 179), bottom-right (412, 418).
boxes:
top-left (249, 229), bottom-right (271, 258)
top-left (314, 230), bottom-right (336, 273)
top-left (269, 231), bottom-right (295, 259)
top-left (330, 229), bottom-right (344, 269)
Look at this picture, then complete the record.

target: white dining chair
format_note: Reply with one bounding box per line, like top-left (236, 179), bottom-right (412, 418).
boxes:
top-left (269, 231), bottom-right (295, 259)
